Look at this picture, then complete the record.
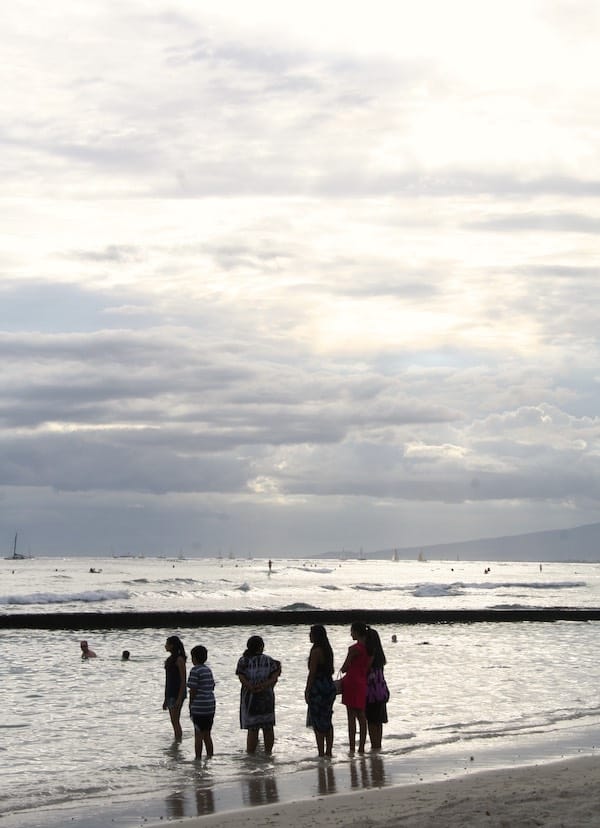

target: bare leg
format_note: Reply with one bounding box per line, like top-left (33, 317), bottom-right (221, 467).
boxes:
top-left (194, 729), bottom-right (203, 759)
top-left (263, 726), bottom-right (275, 755)
top-left (169, 705), bottom-right (183, 741)
top-left (357, 710), bottom-right (367, 754)
top-left (325, 725), bottom-right (334, 757)
top-left (347, 708), bottom-right (357, 753)
top-left (202, 730), bottom-right (214, 758)
top-left (368, 722), bottom-right (382, 750)
top-left (315, 730), bottom-right (325, 756)
top-left (246, 728), bottom-right (259, 754)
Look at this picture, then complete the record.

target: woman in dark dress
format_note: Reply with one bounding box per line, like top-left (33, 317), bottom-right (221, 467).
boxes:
top-left (365, 627), bottom-right (389, 750)
top-left (163, 635), bottom-right (187, 741)
top-left (304, 624), bottom-right (336, 757)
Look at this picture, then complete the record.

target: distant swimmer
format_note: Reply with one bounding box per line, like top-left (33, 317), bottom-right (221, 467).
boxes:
top-left (121, 650), bottom-right (130, 661)
top-left (80, 640), bottom-right (97, 659)
top-left (268, 559), bottom-right (272, 573)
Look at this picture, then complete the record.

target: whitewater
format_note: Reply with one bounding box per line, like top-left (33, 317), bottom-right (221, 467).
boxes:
top-left (1, 556), bottom-right (600, 828)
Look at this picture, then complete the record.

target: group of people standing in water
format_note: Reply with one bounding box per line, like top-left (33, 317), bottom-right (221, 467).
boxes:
top-left (163, 621), bottom-right (389, 760)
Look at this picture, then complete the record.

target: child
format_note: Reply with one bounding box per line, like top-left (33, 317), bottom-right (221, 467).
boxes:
top-left (187, 645), bottom-right (215, 759)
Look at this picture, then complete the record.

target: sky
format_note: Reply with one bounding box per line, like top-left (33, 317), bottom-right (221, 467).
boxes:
top-left (2, 0), bottom-right (600, 558)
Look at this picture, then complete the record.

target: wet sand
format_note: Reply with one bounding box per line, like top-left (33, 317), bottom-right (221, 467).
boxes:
top-left (151, 755), bottom-right (600, 828)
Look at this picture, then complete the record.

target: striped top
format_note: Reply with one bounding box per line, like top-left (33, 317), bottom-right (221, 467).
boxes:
top-left (187, 664), bottom-right (216, 717)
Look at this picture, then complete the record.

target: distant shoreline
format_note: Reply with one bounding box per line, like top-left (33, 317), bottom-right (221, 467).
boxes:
top-left (3, 607), bottom-right (600, 629)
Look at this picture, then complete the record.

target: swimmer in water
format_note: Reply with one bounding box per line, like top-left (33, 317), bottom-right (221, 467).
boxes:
top-left (80, 640), bottom-right (97, 659)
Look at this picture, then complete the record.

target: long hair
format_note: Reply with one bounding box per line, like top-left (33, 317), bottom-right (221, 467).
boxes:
top-left (366, 627), bottom-right (387, 668)
top-left (350, 621), bottom-right (368, 640)
top-left (165, 635), bottom-right (186, 666)
top-left (310, 624), bottom-right (334, 675)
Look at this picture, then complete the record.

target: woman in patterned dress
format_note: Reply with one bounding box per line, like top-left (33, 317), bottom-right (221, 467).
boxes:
top-left (305, 624), bottom-right (336, 757)
top-left (236, 635), bottom-right (281, 754)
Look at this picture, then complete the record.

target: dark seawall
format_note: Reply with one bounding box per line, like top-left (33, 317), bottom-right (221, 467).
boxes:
top-left (3, 608), bottom-right (600, 630)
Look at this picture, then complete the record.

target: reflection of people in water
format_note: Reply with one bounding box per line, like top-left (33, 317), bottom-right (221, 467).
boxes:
top-left (80, 640), bottom-right (97, 659)
top-left (195, 787), bottom-right (215, 817)
top-left (242, 774), bottom-right (279, 808)
top-left (317, 762), bottom-right (337, 796)
top-left (349, 754), bottom-right (387, 789)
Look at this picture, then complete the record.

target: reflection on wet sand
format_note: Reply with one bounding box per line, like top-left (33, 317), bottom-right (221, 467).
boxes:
top-left (317, 761), bottom-right (337, 796)
top-left (349, 753), bottom-right (387, 790)
top-left (165, 791), bottom-right (185, 820)
top-left (195, 786), bottom-right (216, 816)
top-left (242, 773), bottom-right (279, 807)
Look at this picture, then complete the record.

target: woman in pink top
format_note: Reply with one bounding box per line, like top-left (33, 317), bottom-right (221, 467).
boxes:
top-left (340, 621), bottom-right (372, 753)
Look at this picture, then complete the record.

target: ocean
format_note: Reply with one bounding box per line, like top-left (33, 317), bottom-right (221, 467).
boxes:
top-left (2, 556), bottom-right (600, 827)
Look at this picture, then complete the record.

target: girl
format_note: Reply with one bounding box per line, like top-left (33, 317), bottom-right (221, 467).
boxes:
top-left (305, 625), bottom-right (336, 757)
top-left (163, 635), bottom-right (187, 741)
top-left (340, 622), bottom-right (372, 754)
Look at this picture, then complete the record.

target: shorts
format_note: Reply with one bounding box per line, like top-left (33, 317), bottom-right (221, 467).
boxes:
top-left (192, 714), bottom-right (214, 732)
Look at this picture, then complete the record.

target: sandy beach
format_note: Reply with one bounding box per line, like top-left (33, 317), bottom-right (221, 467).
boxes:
top-left (153, 755), bottom-right (600, 828)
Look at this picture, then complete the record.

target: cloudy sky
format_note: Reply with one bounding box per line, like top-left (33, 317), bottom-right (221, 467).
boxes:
top-left (2, 1), bottom-right (600, 557)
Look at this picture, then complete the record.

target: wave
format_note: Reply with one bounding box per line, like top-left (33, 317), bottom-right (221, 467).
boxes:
top-left (0, 590), bottom-right (130, 607)
top-left (412, 581), bottom-right (586, 598)
top-left (280, 602), bottom-right (320, 611)
top-left (457, 580), bottom-right (587, 591)
top-left (412, 584), bottom-right (464, 597)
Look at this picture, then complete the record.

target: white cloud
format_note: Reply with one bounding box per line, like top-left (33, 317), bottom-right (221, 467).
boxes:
top-left (2, 0), bottom-right (600, 556)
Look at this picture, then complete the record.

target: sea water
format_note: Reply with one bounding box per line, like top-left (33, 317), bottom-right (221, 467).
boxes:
top-left (1, 556), bottom-right (600, 827)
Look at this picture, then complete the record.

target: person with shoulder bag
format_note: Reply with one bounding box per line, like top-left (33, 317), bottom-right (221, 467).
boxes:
top-left (365, 626), bottom-right (389, 750)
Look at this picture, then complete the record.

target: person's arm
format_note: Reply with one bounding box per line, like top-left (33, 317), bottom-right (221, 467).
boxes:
top-left (187, 670), bottom-right (196, 715)
top-left (188, 686), bottom-right (196, 715)
top-left (175, 656), bottom-right (186, 706)
top-left (341, 645), bottom-right (355, 674)
top-left (305, 648), bottom-right (321, 702)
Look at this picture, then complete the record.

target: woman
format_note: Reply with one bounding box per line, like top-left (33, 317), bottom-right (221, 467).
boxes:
top-left (304, 624), bottom-right (336, 757)
top-left (236, 635), bottom-right (281, 754)
top-left (365, 627), bottom-right (389, 750)
top-left (340, 621), bottom-right (372, 754)
top-left (163, 635), bottom-right (187, 741)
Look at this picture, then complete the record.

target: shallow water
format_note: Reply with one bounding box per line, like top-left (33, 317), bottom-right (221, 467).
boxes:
top-left (2, 557), bottom-right (600, 826)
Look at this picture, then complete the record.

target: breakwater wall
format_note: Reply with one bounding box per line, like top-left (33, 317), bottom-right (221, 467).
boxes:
top-left (2, 608), bottom-right (600, 630)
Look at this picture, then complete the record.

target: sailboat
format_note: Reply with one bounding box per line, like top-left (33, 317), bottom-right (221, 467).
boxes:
top-left (6, 532), bottom-right (26, 560)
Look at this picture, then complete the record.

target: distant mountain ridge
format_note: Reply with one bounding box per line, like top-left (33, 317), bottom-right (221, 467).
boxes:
top-left (325, 522), bottom-right (600, 562)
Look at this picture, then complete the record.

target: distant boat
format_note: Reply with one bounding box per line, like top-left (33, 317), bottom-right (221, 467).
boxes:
top-left (6, 532), bottom-right (26, 560)
top-left (392, 549), bottom-right (399, 562)
top-left (417, 549), bottom-right (426, 562)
